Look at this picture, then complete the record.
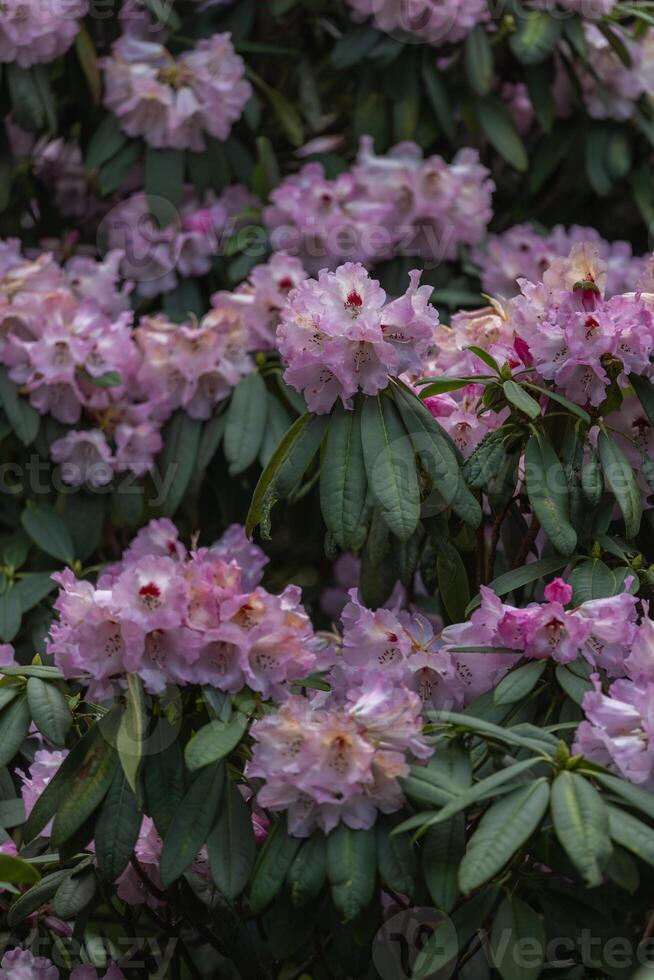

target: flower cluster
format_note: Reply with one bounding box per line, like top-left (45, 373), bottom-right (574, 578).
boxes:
top-left (101, 33), bottom-right (252, 150)
top-left (0, 238), bottom-right (257, 484)
top-left (47, 519), bottom-right (320, 700)
top-left (508, 243), bottom-right (654, 408)
top-left (574, 615), bottom-right (654, 789)
top-left (248, 585), bottom-right (516, 837)
top-left (442, 580), bottom-right (639, 674)
top-left (277, 261), bottom-right (439, 413)
top-left (0, 0), bottom-right (87, 67)
top-left (346, 0), bottom-right (613, 47)
top-left (0, 949), bottom-right (124, 980)
top-left (425, 242), bottom-right (654, 419)
top-left (265, 139), bottom-right (493, 272)
top-left (571, 24), bottom-right (654, 121)
top-left (345, 0), bottom-right (489, 45)
top-left (249, 683), bottom-right (430, 837)
top-left (211, 250), bottom-right (308, 352)
top-left (103, 184), bottom-right (258, 297)
top-left (473, 223), bottom-right (646, 299)
top-left (132, 306), bottom-right (252, 421)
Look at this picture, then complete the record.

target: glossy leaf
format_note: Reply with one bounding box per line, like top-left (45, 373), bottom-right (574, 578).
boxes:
top-left (160, 762), bottom-right (225, 887)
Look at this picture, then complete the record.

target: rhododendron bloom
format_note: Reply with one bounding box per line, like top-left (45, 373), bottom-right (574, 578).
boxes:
top-left (346, 0), bottom-right (489, 45)
top-left (0, 948), bottom-right (59, 980)
top-left (101, 34), bottom-right (251, 150)
top-left (47, 520), bottom-right (318, 699)
top-left (0, 0), bottom-right (87, 67)
top-left (277, 263), bottom-right (438, 412)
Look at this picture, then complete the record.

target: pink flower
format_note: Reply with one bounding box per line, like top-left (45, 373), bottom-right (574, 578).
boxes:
top-left (544, 578), bottom-right (573, 605)
top-left (574, 675), bottom-right (654, 789)
top-left (277, 262), bottom-right (438, 413)
top-left (0, 0), bottom-right (87, 67)
top-left (346, 0), bottom-right (489, 46)
top-left (101, 33), bottom-right (251, 151)
top-left (523, 603), bottom-right (590, 664)
top-left (0, 948), bottom-right (59, 980)
top-left (50, 430), bottom-right (115, 487)
top-left (265, 141), bottom-right (493, 271)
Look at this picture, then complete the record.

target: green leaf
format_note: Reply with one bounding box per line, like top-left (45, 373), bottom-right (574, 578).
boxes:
top-left (156, 412), bottom-right (202, 517)
top-left (396, 757), bottom-right (545, 838)
top-left (463, 430), bottom-right (511, 491)
top-left (23, 723), bottom-right (105, 841)
top-left (423, 815), bottom-right (464, 914)
top-left (437, 543), bottom-right (470, 624)
top-left (550, 771), bottom-right (612, 887)
top-left (361, 394), bottom-right (420, 540)
top-left (0, 589), bottom-right (21, 643)
top-left (494, 661), bottom-right (546, 706)
top-left (459, 780), bottom-right (550, 893)
top-left (287, 832), bottom-right (327, 906)
top-left (75, 24), bottom-right (101, 103)
top-left (97, 141), bottom-right (141, 196)
top-left (224, 372), bottom-right (268, 476)
top-left (0, 125), bottom-right (13, 214)
top-left (259, 393), bottom-right (292, 467)
top-left (503, 381), bottom-right (541, 420)
top-left (525, 431), bottom-right (577, 555)
top-left (21, 504), bottom-right (75, 565)
top-left (630, 373), bottom-right (654, 425)
top-left (568, 559), bottom-right (617, 604)
top-left (0, 695), bottom-right (30, 768)
top-left (476, 97), bottom-right (528, 171)
top-left (581, 449), bottom-right (603, 506)
top-left (394, 386), bottom-right (481, 528)
top-left (509, 10), bottom-right (562, 64)
top-left (145, 146), bottom-right (185, 210)
top-left (607, 804), bottom-right (654, 868)
top-left (464, 25), bottom-right (494, 96)
top-left (0, 854), bottom-right (40, 886)
top-left (466, 556), bottom-right (571, 614)
top-left (143, 731), bottom-right (185, 838)
top-left (26, 678), bottom-right (71, 747)
top-left (116, 673), bottom-right (146, 793)
top-left (246, 412), bottom-right (328, 537)
top-left (7, 870), bottom-right (69, 926)
top-left (327, 824), bottom-right (376, 922)
top-left (465, 345), bottom-right (500, 375)
top-left (207, 777), bottom-right (256, 901)
top-left (555, 664), bottom-right (592, 706)
top-left (85, 115), bottom-right (128, 172)
top-left (31, 65), bottom-right (56, 135)
top-left (491, 895), bottom-right (545, 980)
top-left (331, 25), bottom-right (380, 69)
top-left (185, 713), bottom-right (248, 771)
top-left (0, 367), bottom-right (39, 445)
top-left (590, 771), bottom-right (654, 824)
top-left (95, 765), bottom-right (141, 882)
top-left (597, 429), bottom-right (642, 539)
top-left (160, 763), bottom-right (225, 887)
top-left (422, 58), bottom-right (454, 140)
top-left (53, 866), bottom-right (96, 918)
top-left (320, 401), bottom-right (368, 550)
top-left (376, 815), bottom-right (416, 895)
top-left (6, 65), bottom-right (44, 132)
top-left (250, 816), bottom-right (302, 914)
top-left (525, 61), bottom-right (555, 133)
top-left (51, 737), bottom-right (119, 847)
top-left (523, 382), bottom-right (591, 424)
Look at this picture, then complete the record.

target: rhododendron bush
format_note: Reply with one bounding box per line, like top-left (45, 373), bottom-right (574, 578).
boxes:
top-left (4, 2), bottom-right (654, 979)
